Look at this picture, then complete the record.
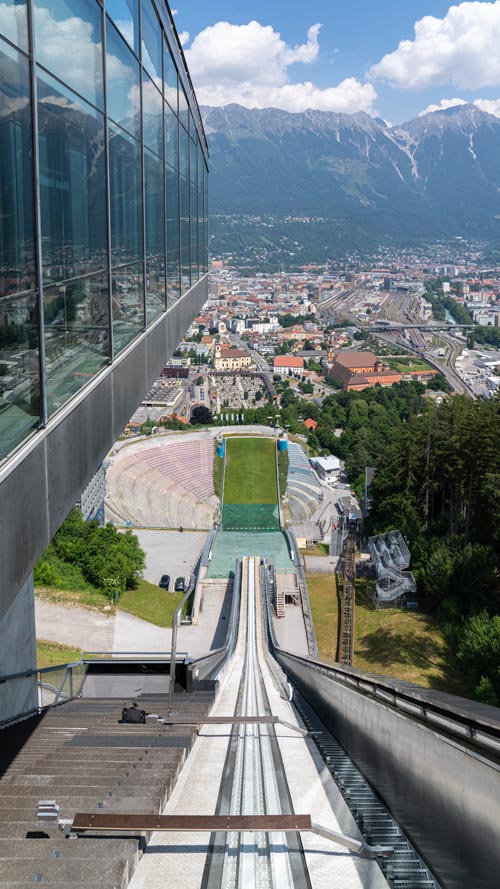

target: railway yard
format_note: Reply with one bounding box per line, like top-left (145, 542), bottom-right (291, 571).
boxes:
top-left (318, 285), bottom-right (486, 396)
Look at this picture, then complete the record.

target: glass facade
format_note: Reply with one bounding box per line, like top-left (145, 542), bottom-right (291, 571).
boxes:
top-left (0, 0), bottom-right (208, 461)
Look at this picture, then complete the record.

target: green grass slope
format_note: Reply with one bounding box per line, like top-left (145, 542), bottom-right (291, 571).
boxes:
top-left (224, 437), bottom-right (278, 505)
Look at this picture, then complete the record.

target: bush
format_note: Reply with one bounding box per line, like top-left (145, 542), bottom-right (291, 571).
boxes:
top-left (37, 508), bottom-right (146, 603)
top-left (34, 561), bottom-right (62, 587)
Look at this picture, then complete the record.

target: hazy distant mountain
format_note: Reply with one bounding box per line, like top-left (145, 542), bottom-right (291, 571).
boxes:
top-left (202, 103), bottom-right (500, 257)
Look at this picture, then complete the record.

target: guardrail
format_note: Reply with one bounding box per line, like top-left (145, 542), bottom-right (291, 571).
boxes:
top-left (282, 528), bottom-right (318, 657)
top-left (272, 647), bottom-right (500, 755)
top-left (187, 557), bottom-right (242, 687)
top-left (0, 661), bottom-right (87, 729)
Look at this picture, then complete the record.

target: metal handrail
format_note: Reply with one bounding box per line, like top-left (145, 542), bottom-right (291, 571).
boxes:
top-left (273, 647), bottom-right (500, 752)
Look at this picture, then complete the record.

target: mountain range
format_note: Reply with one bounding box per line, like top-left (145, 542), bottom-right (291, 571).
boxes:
top-left (202, 103), bottom-right (500, 260)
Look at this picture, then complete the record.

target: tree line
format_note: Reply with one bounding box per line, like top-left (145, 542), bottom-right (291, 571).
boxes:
top-left (367, 394), bottom-right (500, 705)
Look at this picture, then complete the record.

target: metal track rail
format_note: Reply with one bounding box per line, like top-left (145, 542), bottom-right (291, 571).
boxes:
top-left (203, 556), bottom-right (311, 889)
top-left (337, 522), bottom-right (356, 666)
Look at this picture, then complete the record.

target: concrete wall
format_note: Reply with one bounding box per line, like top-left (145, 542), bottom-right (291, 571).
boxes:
top-left (278, 652), bottom-right (500, 889)
top-left (0, 575), bottom-right (37, 723)
top-left (0, 276), bottom-right (208, 719)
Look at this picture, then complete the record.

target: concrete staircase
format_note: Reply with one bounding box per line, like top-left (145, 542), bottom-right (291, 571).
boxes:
top-left (0, 687), bottom-right (215, 887)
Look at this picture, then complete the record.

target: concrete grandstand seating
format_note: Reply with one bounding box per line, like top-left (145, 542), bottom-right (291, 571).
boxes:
top-left (0, 678), bottom-right (215, 889)
top-left (285, 443), bottom-right (323, 523)
top-left (106, 436), bottom-right (218, 529)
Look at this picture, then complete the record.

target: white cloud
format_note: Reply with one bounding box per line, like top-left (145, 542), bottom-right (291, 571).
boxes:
top-left (475, 96), bottom-right (500, 115)
top-left (418, 96), bottom-right (500, 118)
top-left (419, 98), bottom-right (468, 115)
top-left (178, 30), bottom-right (190, 46)
top-left (185, 20), bottom-right (377, 114)
top-left (369, 1), bottom-right (500, 90)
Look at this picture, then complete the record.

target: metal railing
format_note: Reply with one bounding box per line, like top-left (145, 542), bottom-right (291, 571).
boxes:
top-left (272, 647), bottom-right (500, 756)
top-left (0, 661), bottom-right (87, 729)
top-left (282, 528), bottom-right (318, 657)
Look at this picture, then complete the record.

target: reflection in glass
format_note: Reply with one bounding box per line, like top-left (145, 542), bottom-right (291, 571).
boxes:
top-left (179, 123), bottom-right (188, 180)
top-left (112, 261), bottom-right (144, 352)
top-left (142, 73), bottom-right (162, 157)
top-left (0, 40), bottom-right (35, 297)
top-left (141, 0), bottom-right (162, 85)
top-left (34, 0), bottom-right (103, 109)
top-left (106, 20), bottom-right (140, 138)
top-left (180, 172), bottom-right (190, 294)
top-left (166, 163), bottom-right (180, 306)
top-left (0, 292), bottom-right (40, 459)
top-left (165, 102), bottom-right (178, 170)
top-left (190, 167), bottom-right (198, 282)
top-left (146, 255), bottom-right (165, 322)
top-left (178, 81), bottom-right (188, 131)
top-left (163, 38), bottom-right (177, 112)
top-left (37, 71), bottom-right (106, 284)
top-left (144, 148), bottom-right (165, 321)
top-left (108, 122), bottom-right (142, 265)
top-left (203, 162), bottom-right (209, 273)
top-left (44, 272), bottom-right (110, 415)
top-left (105, 0), bottom-right (139, 55)
top-left (0, 0), bottom-right (28, 51)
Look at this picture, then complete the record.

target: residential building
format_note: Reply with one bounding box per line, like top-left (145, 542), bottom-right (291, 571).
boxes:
top-left (273, 356), bottom-right (305, 377)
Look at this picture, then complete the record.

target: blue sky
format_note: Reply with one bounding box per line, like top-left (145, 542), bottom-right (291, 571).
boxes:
top-left (174, 1), bottom-right (500, 122)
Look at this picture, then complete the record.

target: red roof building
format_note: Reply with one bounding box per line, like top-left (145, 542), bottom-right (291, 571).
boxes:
top-left (273, 356), bottom-right (304, 377)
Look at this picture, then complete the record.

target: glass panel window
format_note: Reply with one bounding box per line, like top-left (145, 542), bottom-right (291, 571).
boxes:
top-left (204, 163), bottom-right (208, 272)
top-left (144, 147), bottom-right (165, 321)
top-left (146, 255), bottom-right (165, 322)
top-left (37, 71), bottom-right (106, 284)
top-left (112, 260), bottom-right (144, 352)
top-left (144, 148), bottom-right (164, 259)
top-left (142, 73), bottom-right (162, 157)
top-left (0, 292), bottom-right (40, 460)
top-left (105, 0), bottom-right (139, 56)
top-left (163, 37), bottom-right (177, 112)
top-left (34, 0), bottom-right (103, 109)
top-left (108, 122), bottom-right (142, 266)
top-left (0, 40), bottom-right (35, 297)
top-left (165, 101), bottom-right (178, 170)
top-left (166, 163), bottom-right (179, 306)
top-left (179, 122), bottom-right (188, 180)
top-left (180, 172), bottom-right (190, 294)
top-left (44, 272), bottom-right (110, 415)
top-left (141, 0), bottom-right (162, 85)
top-left (106, 20), bottom-right (140, 138)
top-left (1, 0), bottom-right (28, 51)
top-left (178, 81), bottom-right (188, 130)
top-left (190, 169), bottom-right (197, 282)
top-left (189, 135), bottom-right (197, 185)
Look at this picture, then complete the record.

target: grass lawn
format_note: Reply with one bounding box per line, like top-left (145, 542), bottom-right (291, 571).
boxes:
top-left (385, 356), bottom-right (433, 373)
top-left (300, 543), bottom-right (329, 557)
top-left (119, 577), bottom-right (183, 627)
top-left (35, 585), bottom-right (112, 611)
top-left (36, 639), bottom-right (82, 668)
top-left (307, 572), bottom-right (467, 694)
top-left (224, 437), bottom-right (277, 505)
top-left (36, 577), bottom-right (182, 628)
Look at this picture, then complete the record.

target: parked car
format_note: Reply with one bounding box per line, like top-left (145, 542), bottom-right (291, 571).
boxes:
top-left (159, 574), bottom-right (170, 590)
top-left (174, 576), bottom-right (186, 592)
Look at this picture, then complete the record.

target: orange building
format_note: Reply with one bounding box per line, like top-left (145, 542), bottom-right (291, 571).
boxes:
top-left (329, 350), bottom-right (403, 391)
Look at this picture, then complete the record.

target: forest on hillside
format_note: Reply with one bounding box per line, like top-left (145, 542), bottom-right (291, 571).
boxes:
top-left (367, 394), bottom-right (500, 705)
